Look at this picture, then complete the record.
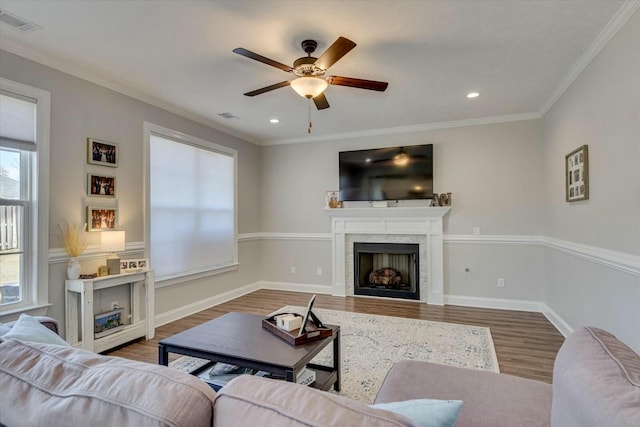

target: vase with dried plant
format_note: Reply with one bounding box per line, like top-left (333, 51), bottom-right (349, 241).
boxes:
top-left (59, 223), bottom-right (88, 279)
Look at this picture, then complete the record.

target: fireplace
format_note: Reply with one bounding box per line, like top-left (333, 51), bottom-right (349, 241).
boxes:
top-left (324, 206), bottom-right (451, 305)
top-left (354, 242), bottom-right (419, 300)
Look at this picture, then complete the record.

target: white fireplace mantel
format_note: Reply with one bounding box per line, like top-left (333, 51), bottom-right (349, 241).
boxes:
top-left (324, 207), bottom-right (451, 305)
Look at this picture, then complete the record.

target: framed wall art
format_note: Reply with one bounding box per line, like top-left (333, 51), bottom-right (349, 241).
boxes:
top-left (87, 138), bottom-right (118, 167)
top-left (87, 206), bottom-right (118, 231)
top-left (565, 145), bottom-right (589, 202)
top-left (87, 173), bottom-right (116, 197)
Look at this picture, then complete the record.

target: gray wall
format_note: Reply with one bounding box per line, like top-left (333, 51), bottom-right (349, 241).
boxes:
top-left (0, 50), bottom-right (262, 332)
top-left (260, 118), bottom-right (547, 302)
top-left (541, 11), bottom-right (640, 350)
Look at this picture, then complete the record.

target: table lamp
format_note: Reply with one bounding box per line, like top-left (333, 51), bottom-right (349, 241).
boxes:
top-left (101, 230), bottom-right (125, 275)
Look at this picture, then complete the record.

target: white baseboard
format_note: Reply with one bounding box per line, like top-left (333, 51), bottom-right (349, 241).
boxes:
top-left (153, 281), bottom-right (573, 338)
top-left (444, 294), bottom-right (545, 312)
top-left (154, 282), bottom-right (260, 327)
top-left (444, 294), bottom-right (574, 337)
top-left (257, 281), bottom-right (334, 295)
top-left (539, 303), bottom-right (574, 337)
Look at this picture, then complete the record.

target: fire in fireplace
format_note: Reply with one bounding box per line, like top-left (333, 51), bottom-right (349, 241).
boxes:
top-left (353, 242), bottom-right (419, 300)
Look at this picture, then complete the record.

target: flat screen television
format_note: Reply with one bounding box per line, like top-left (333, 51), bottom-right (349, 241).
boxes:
top-left (339, 144), bottom-right (433, 202)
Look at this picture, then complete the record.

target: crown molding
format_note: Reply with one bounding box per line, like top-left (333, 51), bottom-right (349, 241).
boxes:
top-left (0, 39), bottom-right (259, 145)
top-left (262, 112), bottom-right (542, 146)
top-left (539, 0), bottom-right (640, 116)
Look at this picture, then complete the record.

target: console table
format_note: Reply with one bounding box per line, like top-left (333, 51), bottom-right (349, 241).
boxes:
top-left (65, 270), bottom-right (155, 353)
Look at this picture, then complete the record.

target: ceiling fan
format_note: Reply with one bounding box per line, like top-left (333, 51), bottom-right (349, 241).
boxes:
top-left (233, 37), bottom-right (388, 110)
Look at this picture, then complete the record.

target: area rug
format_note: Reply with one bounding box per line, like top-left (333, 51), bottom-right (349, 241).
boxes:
top-left (170, 307), bottom-right (499, 403)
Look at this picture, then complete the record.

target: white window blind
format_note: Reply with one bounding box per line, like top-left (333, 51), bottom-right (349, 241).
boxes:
top-left (150, 133), bottom-right (236, 281)
top-left (0, 90), bottom-right (37, 151)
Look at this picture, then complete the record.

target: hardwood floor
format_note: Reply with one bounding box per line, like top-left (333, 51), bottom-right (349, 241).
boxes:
top-left (106, 289), bottom-right (565, 383)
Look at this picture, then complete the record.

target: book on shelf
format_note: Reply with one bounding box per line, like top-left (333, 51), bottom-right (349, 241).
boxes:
top-left (254, 367), bottom-right (316, 386)
top-left (197, 363), bottom-right (254, 391)
top-left (196, 362), bottom-right (317, 391)
top-left (295, 367), bottom-right (316, 386)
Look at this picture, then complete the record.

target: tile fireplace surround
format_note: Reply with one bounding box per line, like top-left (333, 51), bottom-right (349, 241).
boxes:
top-left (324, 207), bottom-right (451, 305)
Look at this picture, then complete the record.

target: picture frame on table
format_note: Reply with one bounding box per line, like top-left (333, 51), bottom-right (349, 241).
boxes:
top-left (87, 138), bottom-right (118, 167)
top-left (565, 145), bottom-right (589, 202)
top-left (325, 190), bottom-right (341, 208)
top-left (87, 206), bottom-right (117, 231)
top-left (87, 173), bottom-right (116, 197)
top-left (121, 258), bottom-right (149, 272)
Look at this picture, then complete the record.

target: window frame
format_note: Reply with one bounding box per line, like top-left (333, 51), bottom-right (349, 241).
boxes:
top-left (0, 78), bottom-right (50, 316)
top-left (143, 122), bottom-right (238, 288)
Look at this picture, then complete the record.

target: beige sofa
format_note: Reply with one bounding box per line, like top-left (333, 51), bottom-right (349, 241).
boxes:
top-left (1, 317), bottom-right (639, 427)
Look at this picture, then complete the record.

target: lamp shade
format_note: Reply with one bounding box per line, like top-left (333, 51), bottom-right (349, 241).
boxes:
top-left (290, 77), bottom-right (328, 99)
top-left (101, 230), bottom-right (125, 252)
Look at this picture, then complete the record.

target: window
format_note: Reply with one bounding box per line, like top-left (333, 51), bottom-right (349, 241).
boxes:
top-left (0, 79), bottom-right (50, 313)
top-left (145, 123), bottom-right (237, 284)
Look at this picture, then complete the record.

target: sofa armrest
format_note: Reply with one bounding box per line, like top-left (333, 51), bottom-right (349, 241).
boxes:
top-left (552, 327), bottom-right (640, 427)
top-left (375, 360), bottom-right (551, 427)
top-left (4, 316), bottom-right (59, 335)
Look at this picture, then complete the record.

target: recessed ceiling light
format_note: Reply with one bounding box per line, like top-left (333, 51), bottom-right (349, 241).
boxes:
top-left (466, 92), bottom-right (480, 99)
top-left (269, 118), bottom-right (280, 124)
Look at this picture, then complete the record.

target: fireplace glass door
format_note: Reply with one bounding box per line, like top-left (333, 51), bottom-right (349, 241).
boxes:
top-left (354, 243), bottom-right (419, 300)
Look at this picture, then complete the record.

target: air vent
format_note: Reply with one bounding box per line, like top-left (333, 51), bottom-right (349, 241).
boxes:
top-left (0, 9), bottom-right (42, 32)
top-left (218, 112), bottom-right (239, 119)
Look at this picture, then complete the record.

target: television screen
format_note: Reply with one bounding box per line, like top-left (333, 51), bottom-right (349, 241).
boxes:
top-left (339, 144), bottom-right (433, 202)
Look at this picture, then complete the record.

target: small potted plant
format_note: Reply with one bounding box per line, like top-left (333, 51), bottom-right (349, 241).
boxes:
top-left (59, 222), bottom-right (88, 279)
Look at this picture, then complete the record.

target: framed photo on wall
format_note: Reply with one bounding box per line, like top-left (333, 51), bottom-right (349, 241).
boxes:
top-left (87, 206), bottom-right (118, 231)
top-left (87, 138), bottom-right (118, 167)
top-left (87, 173), bottom-right (116, 197)
top-left (565, 145), bottom-right (589, 202)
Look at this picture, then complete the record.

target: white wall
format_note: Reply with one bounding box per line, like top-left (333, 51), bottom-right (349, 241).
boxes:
top-left (0, 50), bottom-right (262, 333)
top-left (541, 10), bottom-right (640, 350)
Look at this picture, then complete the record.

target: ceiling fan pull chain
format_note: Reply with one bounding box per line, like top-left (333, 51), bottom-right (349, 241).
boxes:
top-left (308, 99), bottom-right (313, 134)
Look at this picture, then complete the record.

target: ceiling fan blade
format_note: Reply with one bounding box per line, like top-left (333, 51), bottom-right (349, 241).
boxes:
top-left (314, 37), bottom-right (357, 70)
top-left (233, 48), bottom-right (293, 72)
top-left (243, 81), bottom-right (291, 97)
top-left (328, 76), bottom-right (389, 92)
top-left (313, 93), bottom-right (330, 110)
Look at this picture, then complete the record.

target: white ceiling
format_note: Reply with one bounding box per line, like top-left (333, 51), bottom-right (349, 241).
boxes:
top-left (0, 1), bottom-right (634, 145)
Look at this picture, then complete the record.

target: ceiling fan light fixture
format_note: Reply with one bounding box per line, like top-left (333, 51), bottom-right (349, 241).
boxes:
top-left (393, 150), bottom-right (410, 166)
top-left (290, 76), bottom-right (328, 99)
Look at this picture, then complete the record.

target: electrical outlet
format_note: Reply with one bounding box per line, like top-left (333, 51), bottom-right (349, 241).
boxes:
top-left (290, 266), bottom-right (296, 274)
top-left (473, 226), bottom-right (481, 235)
top-left (316, 267), bottom-right (322, 276)
top-left (111, 301), bottom-right (119, 310)
top-left (497, 278), bottom-right (505, 288)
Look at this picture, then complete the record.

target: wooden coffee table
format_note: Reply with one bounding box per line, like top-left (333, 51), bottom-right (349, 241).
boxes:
top-left (158, 311), bottom-right (340, 391)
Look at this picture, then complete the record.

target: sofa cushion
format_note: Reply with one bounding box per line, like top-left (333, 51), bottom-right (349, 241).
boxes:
top-left (213, 374), bottom-right (417, 427)
top-left (0, 313), bottom-right (68, 346)
top-left (551, 327), bottom-right (640, 427)
top-left (0, 339), bottom-right (217, 427)
top-left (375, 360), bottom-right (552, 427)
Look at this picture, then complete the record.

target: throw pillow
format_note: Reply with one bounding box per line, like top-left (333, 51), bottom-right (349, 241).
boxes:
top-left (1, 314), bottom-right (68, 346)
top-left (0, 323), bottom-right (11, 336)
top-left (371, 399), bottom-right (463, 427)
